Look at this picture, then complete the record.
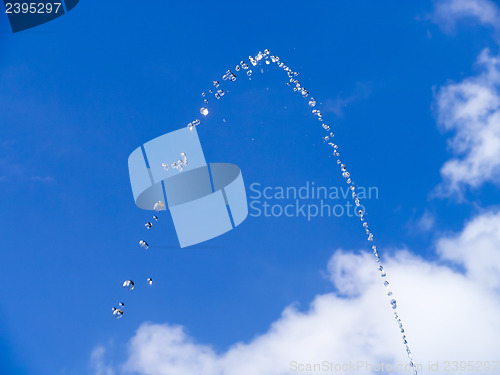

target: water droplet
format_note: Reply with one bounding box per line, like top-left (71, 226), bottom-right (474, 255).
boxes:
top-left (390, 299), bottom-right (397, 309)
top-left (112, 307), bottom-right (123, 319)
top-left (201, 92), bottom-right (206, 97)
top-left (213, 80), bottom-right (219, 88)
top-left (240, 61), bottom-right (249, 69)
top-left (222, 118), bottom-right (227, 122)
top-left (147, 277), bottom-right (153, 285)
top-left (270, 55), bottom-right (279, 63)
top-left (145, 222), bottom-right (152, 229)
top-left (379, 266), bottom-right (387, 277)
top-left (123, 280), bottom-right (134, 290)
top-left (354, 198), bottom-right (360, 206)
top-left (363, 222), bottom-right (369, 228)
top-left (322, 124), bottom-right (330, 131)
top-left (118, 302), bottom-right (125, 307)
top-left (341, 164), bottom-right (346, 171)
top-left (153, 201), bottom-right (165, 211)
top-left (217, 89), bottom-right (224, 98)
top-left (247, 70), bottom-right (252, 77)
top-left (235, 65), bottom-right (240, 71)
top-left (139, 240), bottom-right (149, 250)
top-left (309, 98), bottom-right (316, 107)
top-left (368, 233), bottom-right (374, 241)
top-left (384, 281), bottom-right (389, 287)
top-left (153, 215), bottom-right (159, 221)
top-left (342, 171), bottom-right (350, 178)
top-left (265, 60), bottom-right (270, 65)
top-left (323, 136), bottom-right (329, 142)
top-left (200, 107), bottom-right (209, 116)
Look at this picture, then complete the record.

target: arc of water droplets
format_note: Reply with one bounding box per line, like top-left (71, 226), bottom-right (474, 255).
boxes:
top-left (191, 49), bottom-right (418, 375)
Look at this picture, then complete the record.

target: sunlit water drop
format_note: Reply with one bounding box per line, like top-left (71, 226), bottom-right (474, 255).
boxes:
top-left (200, 107), bottom-right (209, 116)
top-left (147, 278), bottom-right (153, 285)
top-left (123, 280), bottom-right (134, 290)
top-left (153, 201), bottom-right (165, 212)
top-left (180, 152), bottom-right (188, 165)
top-left (112, 307), bottom-right (123, 319)
top-left (145, 222), bottom-right (152, 229)
top-left (139, 240), bottom-right (149, 250)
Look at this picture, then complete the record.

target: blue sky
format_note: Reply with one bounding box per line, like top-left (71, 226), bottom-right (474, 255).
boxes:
top-left (1, 1), bottom-right (500, 374)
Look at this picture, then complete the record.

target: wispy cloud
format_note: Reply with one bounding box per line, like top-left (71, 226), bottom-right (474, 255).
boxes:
top-left (95, 210), bottom-right (500, 375)
top-left (0, 141), bottom-right (55, 184)
top-left (91, 346), bottom-right (115, 375)
top-left (323, 83), bottom-right (371, 117)
top-left (432, 0), bottom-right (500, 37)
top-left (412, 210), bottom-right (435, 233)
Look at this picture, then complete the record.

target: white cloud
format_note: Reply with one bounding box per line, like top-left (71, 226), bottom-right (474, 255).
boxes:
top-left (431, 0), bottom-right (500, 195)
top-left (432, 0), bottom-right (500, 34)
top-left (93, 210), bottom-right (500, 375)
top-left (437, 209), bottom-right (500, 291)
top-left (91, 346), bottom-right (115, 375)
top-left (435, 49), bottom-right (500, 195)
